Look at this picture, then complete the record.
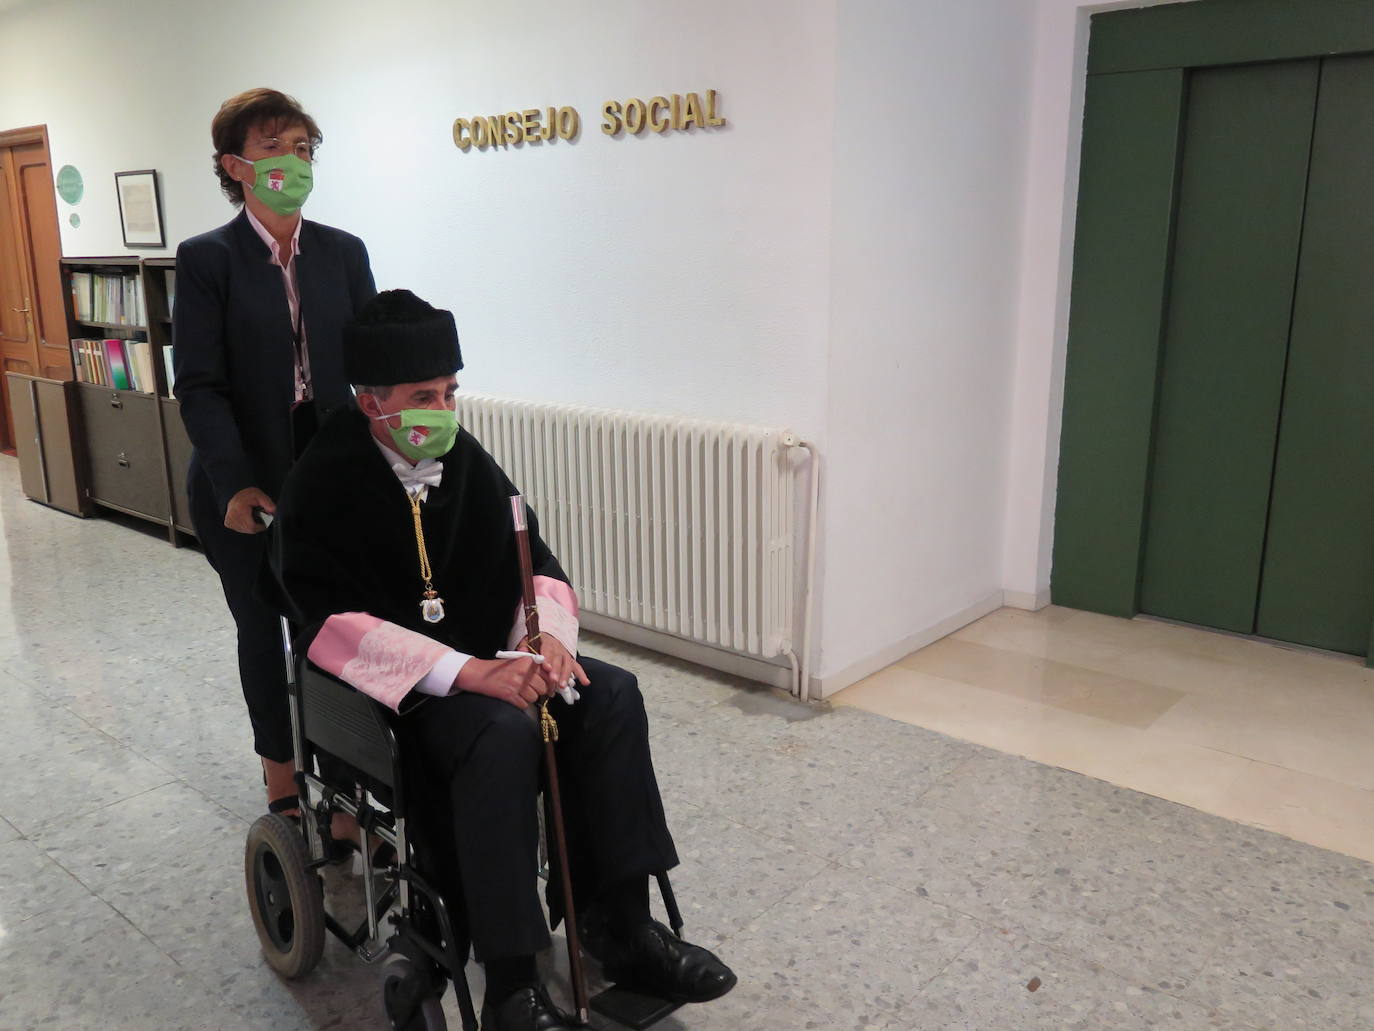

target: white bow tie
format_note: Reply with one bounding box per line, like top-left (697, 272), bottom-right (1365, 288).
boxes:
top-left (393, 460), bottom-right (443, 499)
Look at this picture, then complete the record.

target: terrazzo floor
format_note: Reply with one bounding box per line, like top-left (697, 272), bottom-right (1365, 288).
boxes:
top-left (1, 456), bottom-right (1372, 1030)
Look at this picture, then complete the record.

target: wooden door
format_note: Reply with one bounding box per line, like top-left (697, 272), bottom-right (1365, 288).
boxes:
top-left (0, 126), bottom-right (68, 451)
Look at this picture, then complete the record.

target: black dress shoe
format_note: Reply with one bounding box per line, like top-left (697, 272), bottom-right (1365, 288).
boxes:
top-left (589, 918), bottom-right (737, 1004)
top-left (480, 984), bottom-right (579, 1031)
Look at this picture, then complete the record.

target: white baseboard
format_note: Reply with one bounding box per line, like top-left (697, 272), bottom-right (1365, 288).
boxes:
top-left (809, 590), bottom-right (1005, 699)
top-left (580, 612), bottom-right (795, 692)
top-left (1003, 587), bottom-right (1051, 611)
top-left (586, 586), bottom-right (1048, 701)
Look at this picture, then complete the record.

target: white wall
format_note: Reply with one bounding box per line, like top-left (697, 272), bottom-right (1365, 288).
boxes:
top-left (0, 0), bottom-right (835, 431)
top-left (816, 0), bottom-right (1036, 688)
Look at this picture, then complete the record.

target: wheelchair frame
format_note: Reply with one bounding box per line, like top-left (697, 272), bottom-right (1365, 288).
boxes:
top-left (247, 617), bottom-right (689, 1031)
top-left (272, 616), bottom-right (479, 1029)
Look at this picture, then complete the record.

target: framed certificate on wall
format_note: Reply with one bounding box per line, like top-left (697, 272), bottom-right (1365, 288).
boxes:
top-left (114, 169), bottom-right (165, 249)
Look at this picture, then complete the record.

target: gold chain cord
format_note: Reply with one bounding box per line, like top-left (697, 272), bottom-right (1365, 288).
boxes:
top-left (413, 489), bottom-right (557, 739)
top-left (407, 491), bottom-right (435, 594)
top-left (524, 620), bottom-right (558, 741)
top-left (540, 701), bottom-right (559, 742)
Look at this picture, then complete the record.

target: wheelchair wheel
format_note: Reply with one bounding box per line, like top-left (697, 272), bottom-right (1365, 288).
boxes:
top-left (245, 813), bottom-right (325, 979)
top-left (382, 953), bottom-right (448, 1030)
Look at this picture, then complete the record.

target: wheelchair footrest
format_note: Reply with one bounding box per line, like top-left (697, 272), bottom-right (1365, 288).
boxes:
top-left (589, 985), bottom-right (681, 1029)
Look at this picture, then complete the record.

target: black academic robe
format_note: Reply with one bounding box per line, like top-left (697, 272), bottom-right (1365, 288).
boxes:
top-left (272, 406), bottom-right (569, 655)
top-left (269, 406), bottom-right (679, 960)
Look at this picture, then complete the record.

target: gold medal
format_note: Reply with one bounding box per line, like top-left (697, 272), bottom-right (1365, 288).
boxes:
top-left (407, 491), bottom-right (444, 623)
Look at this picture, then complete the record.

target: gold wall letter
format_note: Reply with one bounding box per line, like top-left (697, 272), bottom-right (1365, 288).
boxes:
top-left (557, 106), bottom-right (581, 141)
top-left (647, 97), bottom-right (670, 133)
top-left (522, 109), bottom-right (541, 143)
top-left (681, 92), bottom-right (703, 129)
top-left (452, 118), bottom-right (472, 151)
top-left (705, 89), bottom-right (726, 127)
top-left (601, 100), bottom-right (622, 136)
top-left (624, 97), bottom-right (647, 135)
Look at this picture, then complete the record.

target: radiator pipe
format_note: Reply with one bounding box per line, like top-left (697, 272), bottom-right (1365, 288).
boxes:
top-left (797, 441), bottom-right (820, 702)
top-left (781, 648), bottom-right (800, 698)
top-left (778, 435), bottom-right (820, 702)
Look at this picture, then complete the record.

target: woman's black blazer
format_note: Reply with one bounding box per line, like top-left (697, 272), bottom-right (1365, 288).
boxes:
top-left (172, 209), bottom-right (377, 515)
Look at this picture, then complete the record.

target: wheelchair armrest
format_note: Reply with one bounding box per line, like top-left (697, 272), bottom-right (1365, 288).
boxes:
top-left (298, 660), bottom-right (401, 795)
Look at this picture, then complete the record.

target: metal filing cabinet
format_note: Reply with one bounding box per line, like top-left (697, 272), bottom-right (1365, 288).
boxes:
top-left (76, 381), bottom-right (169, 522)
top-left (8, 372), bottom-right (90, 517)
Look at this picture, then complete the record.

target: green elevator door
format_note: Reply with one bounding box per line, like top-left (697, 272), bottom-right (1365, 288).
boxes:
top-left (1255, 54), bottom-right (1374, 655)
top-left (1138, 60), bottom-right (1319, 633)
top-left (1142, 54), bottom-right (1374, 656)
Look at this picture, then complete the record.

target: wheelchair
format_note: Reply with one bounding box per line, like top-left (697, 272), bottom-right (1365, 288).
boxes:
top-left (243, 618), bottom-right (686, 1031)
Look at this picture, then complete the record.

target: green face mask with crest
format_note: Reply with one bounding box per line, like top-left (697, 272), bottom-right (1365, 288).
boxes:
top-left (372, 408), bottom-right (460, 461)
top-left (235, 153), bottom-right (313, 215)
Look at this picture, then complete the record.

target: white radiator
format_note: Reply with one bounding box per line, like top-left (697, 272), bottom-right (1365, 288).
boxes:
top-left (455, 392), bottom-right (807, 665)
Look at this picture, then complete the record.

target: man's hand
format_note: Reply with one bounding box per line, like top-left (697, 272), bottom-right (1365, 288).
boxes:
top-left (457, 654), bottom-right (546, 709)
top-left (532, 635), bottom-right (589, 696)
top-left (226, 487), bottom-right (276, 534)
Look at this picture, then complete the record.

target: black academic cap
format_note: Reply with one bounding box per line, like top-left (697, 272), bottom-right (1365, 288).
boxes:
top-left (342, 288), bottom-right (463, 386)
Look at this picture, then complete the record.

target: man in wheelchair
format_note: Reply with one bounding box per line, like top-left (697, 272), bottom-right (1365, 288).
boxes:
top-left (268, 289), bottom-right (736, 1030)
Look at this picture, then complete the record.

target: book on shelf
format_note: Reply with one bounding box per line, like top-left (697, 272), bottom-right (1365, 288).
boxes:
top-left (70, 337), bottom-right (158, 393)
top-left (69, 339), bottom-right (95, 385)
top-left (106, 339), bottom-right (131, 390)
top-left (166, 271), bottom-right (176, 316)
top-left (132, 342), bottom-right (156, 395)
top-left (69, 270), bottom-right (146, 327)
top-left (162, 345), bottom-right (176, 398)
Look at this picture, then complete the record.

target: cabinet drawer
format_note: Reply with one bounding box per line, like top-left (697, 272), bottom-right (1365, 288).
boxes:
top-left (77, 384), bottom-right (168, 520)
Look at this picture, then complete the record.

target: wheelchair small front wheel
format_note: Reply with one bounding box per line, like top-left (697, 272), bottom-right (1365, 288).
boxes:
top-left (245, 813), bottom-right (325, 979)
top-left (382, 953), bottom-right (448, 1030)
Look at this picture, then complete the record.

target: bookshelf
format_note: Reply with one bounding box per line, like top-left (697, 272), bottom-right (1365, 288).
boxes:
top-left (46, 256), bottom-right (194, 544)
top-left (14, 256), bottom-right (195, 543)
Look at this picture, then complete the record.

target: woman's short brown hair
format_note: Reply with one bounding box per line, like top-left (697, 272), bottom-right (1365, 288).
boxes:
top-left (211, 88), bottom-right (323, 205)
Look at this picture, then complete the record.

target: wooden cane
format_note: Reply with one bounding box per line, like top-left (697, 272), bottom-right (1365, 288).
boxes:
top-left (510, 495), bottom-right (590, 1024)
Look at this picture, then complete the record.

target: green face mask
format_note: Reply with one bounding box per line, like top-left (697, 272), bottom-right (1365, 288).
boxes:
top-left (373, 407), bottom-right (460, 461)
top-left (235, 152), bottom-right (313, 215)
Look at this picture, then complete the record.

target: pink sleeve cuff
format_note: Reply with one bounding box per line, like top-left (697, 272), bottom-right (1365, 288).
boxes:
top-left (506, 576), bottom-right (580, 657)
top-left (307, 612), bottom-right (453, 712)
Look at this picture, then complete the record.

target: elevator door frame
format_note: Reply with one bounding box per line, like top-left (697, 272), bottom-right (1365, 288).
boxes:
top-left (1051, 0), bottom-right (1374, 666)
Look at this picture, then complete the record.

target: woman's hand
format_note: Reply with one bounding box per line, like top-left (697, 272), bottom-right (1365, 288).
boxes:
top-left (226, 486), bottom-right (276, 534)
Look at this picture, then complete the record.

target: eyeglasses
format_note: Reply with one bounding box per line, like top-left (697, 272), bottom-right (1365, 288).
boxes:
top-left (251, 136), bottom-right (314, 161)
